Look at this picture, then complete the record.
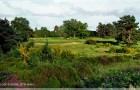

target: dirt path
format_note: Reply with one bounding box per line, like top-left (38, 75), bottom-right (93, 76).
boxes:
top-left (35, 42), bottom-right (81, 46)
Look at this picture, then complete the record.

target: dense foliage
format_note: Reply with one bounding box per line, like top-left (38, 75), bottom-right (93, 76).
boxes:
top-left (0, 18), bottom-right (18, 53)
top-left (63, 19), bottom-right (90, 38)
top-left (113, 15), bottom-right (139, 46)
top-left (97, 23), bottom-right (116, 38)
top-left (11, 17), bottom-right (33, 42)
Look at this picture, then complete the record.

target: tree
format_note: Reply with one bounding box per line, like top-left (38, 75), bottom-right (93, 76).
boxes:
top-left (54, 25), bottom-right (59, 32)
top-left (0, 18), bottom-right (18, 53)
top-left (96, 23), bottom-right (106, 38)
top-left (96, 23), bottom-right (116, 38)
top-left (114, 15), bottom-right (139, 46)
top-left (34, 27), bottom-right (50, 38)
top-left (89, 31), bottom-right (97, 37)
top-left (63, 19), bottom-right (89, 38)
top-left (11, 17), bottom-right (33, 42)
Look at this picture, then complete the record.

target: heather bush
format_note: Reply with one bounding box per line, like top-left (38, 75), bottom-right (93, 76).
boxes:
top-left (74, 61), bottom-right (94, 79)
top-left (96, 56), bottom-right (110, 65)
top-left (0, 70), bottom-right (7, 83)
top-left (77, 57), bottom-right (95, 64)
top-left (31, 63), bottom-right (81, 87)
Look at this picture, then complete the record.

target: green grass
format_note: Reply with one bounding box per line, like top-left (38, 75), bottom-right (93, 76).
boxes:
top-left (29, 37), bottom-right (116, 43)
top-left (29, 37), bottom-right (85, 44)
top-left (29, 37), bottom-right (140, 57)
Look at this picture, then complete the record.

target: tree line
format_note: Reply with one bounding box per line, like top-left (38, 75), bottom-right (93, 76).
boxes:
top-left (0, 15), bottom-right (140, 53)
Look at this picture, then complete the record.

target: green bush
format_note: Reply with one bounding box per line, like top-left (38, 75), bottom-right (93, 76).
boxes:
top-left (85, 39), bottom-right (97, 45)
top-left (74, 61), bottom-right (94, 79)
top-left (104, 43), bottom-right (112, 47)
top-left (25, 40), bottom-right (35, 51)
top-left (123, 47), bottom-right (136, 54)
top-left (6, 48), bottom-right (20, 59)
top-left (96, 55), bottom-right (132, 64)
top-left (27, 51), bottom-right (40, 68)
top-left (133, 54), bottom-right (140, 60)
top-left (0, 52), bottom-right (4, 61)
top-left (85, 69), bottom-right (140, 88)
top-left (108, 46), bottom-right (117, 53)
top-left (109, 46), bottom-right (137, 54)
top-left (41, 42), bottom-right (55, 62)
top-left (109, 46), bottom-right (125, 53)
top-left (31, 63), bottom-right (81, 87)
top-left (61, 49), bottom-right (77, 61)
top-left (42, 75), bottom-right (61, 88)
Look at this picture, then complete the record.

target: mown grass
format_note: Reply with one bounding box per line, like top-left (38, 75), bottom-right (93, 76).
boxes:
top-left (29, 37), bottom-right (116, 43)
top-left (29, 38), bottom-right (140, 57)
top-left (29, 37), bottom-right (85, 44)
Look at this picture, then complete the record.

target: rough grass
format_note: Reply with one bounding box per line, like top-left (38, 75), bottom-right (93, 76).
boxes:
top-left (2, 37), bottom-right (140, 87)
top-left (92, 59), bottom-right (140, 78)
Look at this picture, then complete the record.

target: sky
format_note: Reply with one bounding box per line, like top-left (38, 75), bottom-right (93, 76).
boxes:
top-left (0, 0), bottom-right (140, 31)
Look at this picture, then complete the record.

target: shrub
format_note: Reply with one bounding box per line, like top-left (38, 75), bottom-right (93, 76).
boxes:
top-left (41, 42), bottom-right (55, 62)
top-left (0, 70), bottom-right (7, 83)
top-left (110, 56), bottom-right (121, 62)
top-left (25, 40), bottom-right (34, 51)
top-left (123, 47), bottom-right (136, 54)
top-left (133, 54), bottom-right (140, 60)
top-left (31, 64), bottom-right (81, 87)
top-left (0, 52), bottom-right (4, 61)
top-left (100, 57), bottom-right (110, 65)
top-left (109, 46), bottom-right (136, 54)
top-left (42, 75), bottom-right (61, 88)
top-left (85, 70), bottom-right (140, 88)
top-left (74, 61), bottom-right (93, 79)
top-left (104, 43), bottom-right (112, 47)
top-left (51, 45), bottom-right (62, 59)
top-left (97, 56), bottom-right (110, 65)
top-left (27, 51), bottom-right (40, 68)
top-left (18, 43), bottom-right (29, 65)
top-left (109, 47), bottom-right (125, 53)
top-left (85, 39), bottom-right (97, 45)
top-left (61, 49), bottom-right (77, 61)
top-left (108, 46), bottom-right (117, 53)
top-left (6, 48), bottom-right (20, 59)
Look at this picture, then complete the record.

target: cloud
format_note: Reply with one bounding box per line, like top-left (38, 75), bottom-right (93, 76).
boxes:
top-left (72, 7), bottom-right (140, 17)
top-left (0, 0), bottom-right (140, 30)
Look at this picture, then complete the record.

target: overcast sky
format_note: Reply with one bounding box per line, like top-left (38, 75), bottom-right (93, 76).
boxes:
top-left (0, 0), bottom-right (140, 30)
